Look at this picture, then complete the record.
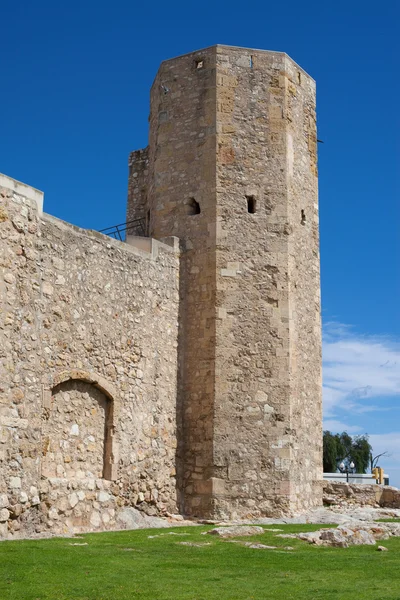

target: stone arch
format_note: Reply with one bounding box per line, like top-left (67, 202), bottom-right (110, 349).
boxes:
top-left (42, 370), bottom-right (119, 481)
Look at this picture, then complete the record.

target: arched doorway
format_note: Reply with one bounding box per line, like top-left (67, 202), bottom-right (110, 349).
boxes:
top-left (41, 370), bottom-right (119, 481)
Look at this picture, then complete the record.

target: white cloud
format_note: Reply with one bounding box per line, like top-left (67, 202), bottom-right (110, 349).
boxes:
top-left (323, 322), bottom-right (400, 417)
top-left (323, 419), bottom-right (363, 434)
top-left (322, 323), bottom-right (400, 487)
top-left (369, 433), bottom-right (400, 464)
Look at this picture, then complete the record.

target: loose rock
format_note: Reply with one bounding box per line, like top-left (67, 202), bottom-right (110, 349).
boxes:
top-left (206, 526), bottom-right (264, 538)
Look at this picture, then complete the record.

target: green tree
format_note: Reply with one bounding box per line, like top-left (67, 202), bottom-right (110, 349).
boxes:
top-left (323, 431), bottom-right (338, 472)
top-left (337, 432), bottom-right (353, 464)
top-left (351, 435), bottom-right (372, 473)
top-left (323, 431), bottom-right (373, 473)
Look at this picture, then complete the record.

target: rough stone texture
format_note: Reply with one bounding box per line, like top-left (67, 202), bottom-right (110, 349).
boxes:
top-left (126, 148), bottom-right (150, 236)
top-left (1, 43), bottom-right (323, 537)
top-left (323, 482), bottom-right (400, 509)
top-left (0, 178), bottom-right (180, 538)
top-left (130, 44), bottom-right (322, 518)
top-left (296, 523), bottom-right (397, 548)
top-left (253, 503), bottom-right (400, 527)
top-left (41, 381), bottom-right (110, 480)
top-left (116, 507), bottom-right (171, 530)
top-left (206, 525), bottom-right (264, 537)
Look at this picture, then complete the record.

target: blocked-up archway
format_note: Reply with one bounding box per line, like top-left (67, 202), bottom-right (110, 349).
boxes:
top-left (41, 370), bottom-right (119, 481)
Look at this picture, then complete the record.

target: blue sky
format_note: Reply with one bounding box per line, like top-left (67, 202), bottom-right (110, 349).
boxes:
top-left (1, 1), bottom-right (399, 482)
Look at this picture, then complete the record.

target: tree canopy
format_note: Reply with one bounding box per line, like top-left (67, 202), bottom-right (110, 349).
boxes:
top-left (323, 431), bottom-right (372, 473)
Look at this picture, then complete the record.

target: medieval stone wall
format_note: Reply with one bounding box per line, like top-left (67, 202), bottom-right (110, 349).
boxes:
top-left (213, 46), bottom-right (321, 517)
top-left (285, 54), bottom-right (322, 511)
top-left (147, 47), bottom-right (218, 516)
top-left (127, 147), bottom-right (149, 235)
top-left (1, 44), bottom-right (323, 535)
top-left (127, 45), bottom-right (322, 518)
top-left (213, 48), bottom-right (296, 517)
top-left (41, 380), bottom-right (110, 480)
top-left (323, 482), bottom-right (400, 509)
top-left (0, 175), bottom-right (180, 538)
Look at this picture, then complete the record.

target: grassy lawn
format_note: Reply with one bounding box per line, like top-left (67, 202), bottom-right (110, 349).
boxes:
top-left (377, 519), bottom-right (400, 523)
top-left (1, 523), bottom-right (399, 600)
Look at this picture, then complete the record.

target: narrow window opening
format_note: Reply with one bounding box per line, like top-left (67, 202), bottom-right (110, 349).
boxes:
top-left (250, 55), bottom-right (254, 69)
top-left (246, 195), bottom-right (256, 214)
top-left (186, 198), bottom-right (201, 215)
top-left (195, 59), bottom-right (204, 70)
top-left (301, 209), bottom-right (306, 225)
top-left (146, 209), bottom-right (151, 235)
top-left (298, 72), bottom-right (302, 85)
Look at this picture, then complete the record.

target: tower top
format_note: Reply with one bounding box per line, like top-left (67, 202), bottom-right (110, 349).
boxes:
top-left (159, 44), bottom-right (315, 82)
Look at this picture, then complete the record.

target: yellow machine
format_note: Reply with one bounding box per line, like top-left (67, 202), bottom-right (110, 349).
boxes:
top-left (372, 467), bottom-right (384, 484)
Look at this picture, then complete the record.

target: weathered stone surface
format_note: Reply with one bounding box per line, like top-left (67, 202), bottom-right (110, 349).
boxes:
top-left (297, 531), bottom-right (324, 545)
top-left (323, 482), bottom-right (400, 509)
top-left (352, 524), bottom-right (390, 541)
top-left (140, 44), bottom-right (321, 519)
top-left (0, 43), bottom-right (323, 538)
top-left (68, 493), bottom-right (79, 509)
top-left (206, 526), bottom-right (264, 538)
top-left (0, 175), bottom-right (179, 539)
top-left (90, 511), bottom-right (101, 528)
top-left (295, 523), bottom-right (394, 548)
top-left (9, 477), bottom-right (21, 489)
top-left (348, 529), bottom-right (376, 546)
top-left (9, 504), bottom-right (22, 518)
top-left (97, 491), bottom-right (111, 503)
top-left (0, 494), bottom-right (9, 509)
top-left (177, 541), bottom-right (211, 547)
top-left (117, 507), bottom-right (170, 530)
top-left (245, 542), bottom-right (277, 549)
top-left (0, 509), bottom-right (10, 522)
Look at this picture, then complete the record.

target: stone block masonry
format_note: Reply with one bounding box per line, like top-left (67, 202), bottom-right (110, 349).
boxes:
top-left (0, 43), bottom-right (323, 537)
top-left (323, 482), bottom-right (400, 509)
top-left (129, 44), bottom-right (323, 518)
top-left (127, 147), bottom-right (150, 234)
top-left (0, 175), bottom-right (180, 538)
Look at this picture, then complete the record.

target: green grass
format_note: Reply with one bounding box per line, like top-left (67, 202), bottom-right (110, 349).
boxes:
top-left (377, 518), bottom-right (400, 523)
top-left (1, 524), bottom-right (400, 600)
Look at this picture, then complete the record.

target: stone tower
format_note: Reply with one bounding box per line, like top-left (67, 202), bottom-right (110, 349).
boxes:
top-left (127, 45), bottom-right (322, 518)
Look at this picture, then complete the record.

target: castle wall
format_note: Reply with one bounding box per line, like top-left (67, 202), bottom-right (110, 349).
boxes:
top-left (213, 48), bottom-right (295, 517)
top-left (213, 46), bottom-right (322, 517)
top-left (41, 380), bottom-right (110, 480)
top-left (129, 45), bottom-right (323, 518)
top-left (1, 44), bottom-right (322, 533)
top-left (0, 176), bottom-right (180, 538)
top-left (285, 56), bottom-right (323, 512)
top-left (147, 47), bottom-right (218, 515)
top-left (126, 147), bottom-right (149, 235)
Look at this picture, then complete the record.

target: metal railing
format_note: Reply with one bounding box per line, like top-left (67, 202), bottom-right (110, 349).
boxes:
top-left (99, 217), bottom-right (146, 241)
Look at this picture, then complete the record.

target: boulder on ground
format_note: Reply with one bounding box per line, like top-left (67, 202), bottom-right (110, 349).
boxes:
top-left (296, 525), bottom-right (377, 547)
top-left (117, 507), bottom-right (169, 530)
top-left (206, 525), bottom-right (264, 538)
top-left (319, 528), bottom-right (350, 548)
